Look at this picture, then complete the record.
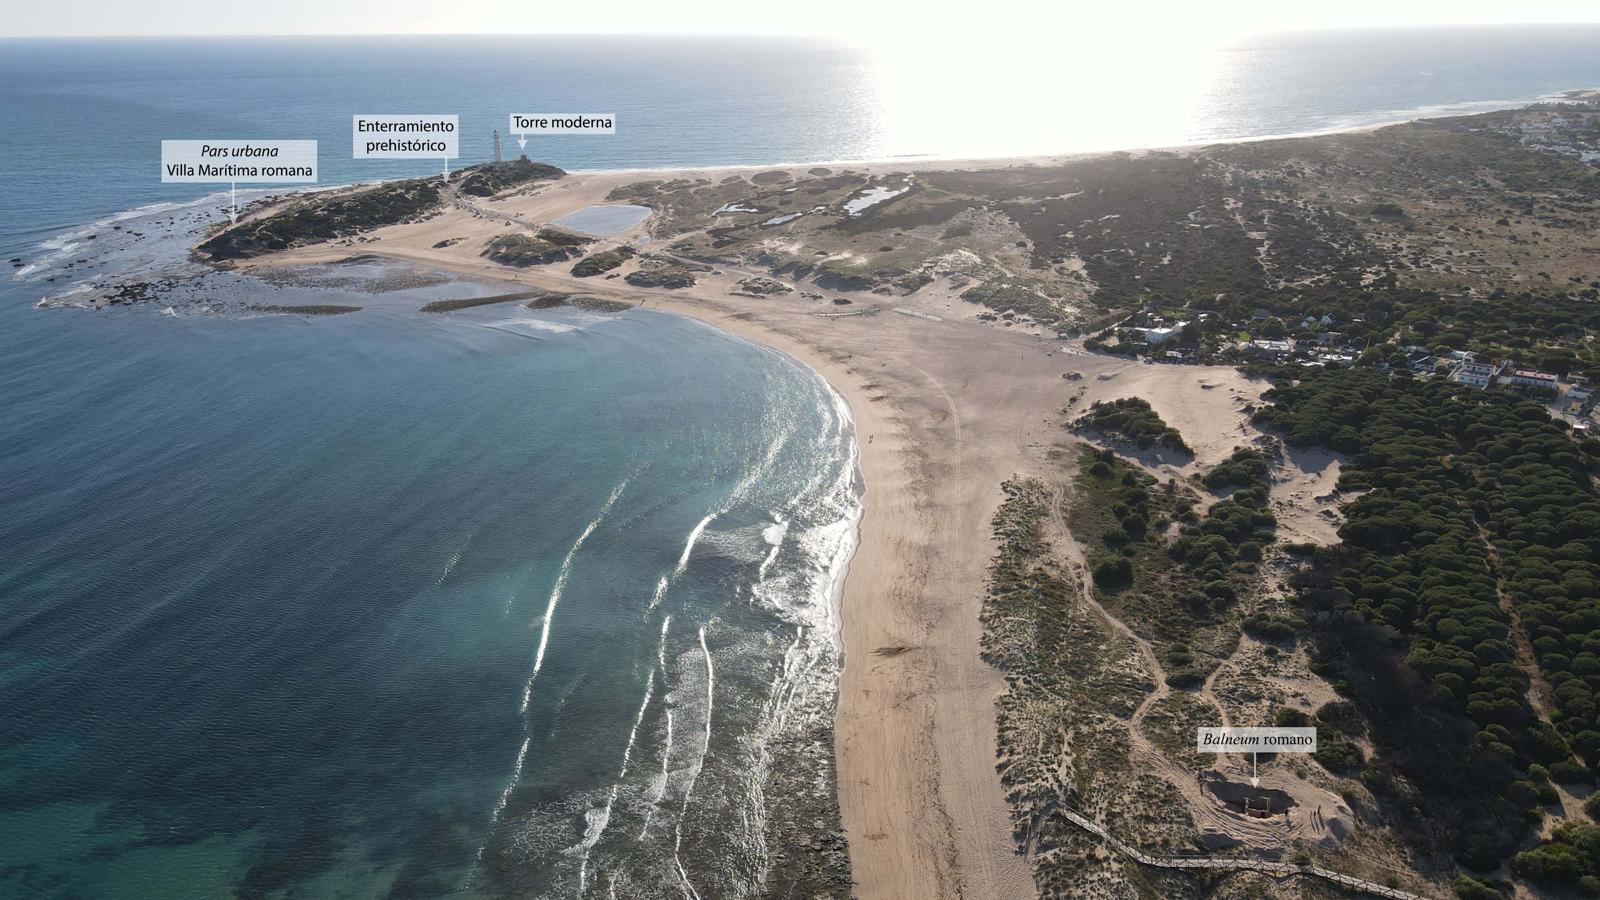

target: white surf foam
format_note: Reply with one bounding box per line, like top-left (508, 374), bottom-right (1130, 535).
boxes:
top-left (645, 429), bottom-right (791, 615)
top-left (469, 476), bottom-right (634, 885)
top-left (574, 667), bottom-right (656, 894)
top-left (756, 518), bottom-right (788, 582)
top-left (639, 613), bottom-right (673, 840)
top-left (522, 478), bottom-right (630, 715)
top-left (670, 623), bottom-right (715, 900)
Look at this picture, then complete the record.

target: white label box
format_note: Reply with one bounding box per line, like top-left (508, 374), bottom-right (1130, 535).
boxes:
top-left (353, 115), bottom-right (459, 158)
top-left (509, 113), bottom-right (616, 135)
top-left (161, 140), bottom-right (318, 183)
top-left (1196, 727), bottom-right (1317, 754)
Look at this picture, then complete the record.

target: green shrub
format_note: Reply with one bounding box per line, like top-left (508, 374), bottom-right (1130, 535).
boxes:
top-left (1074, 398), bottom-right (1193, 455)
top-left (1091, 554), bottom-right (1132, 588)
top-left (1550, 761), bottom-right (1594, 785)
top-left (1275, 707), bottom-right (1310, 728)
top-left (1202, 447), bottom-right (1272, 490)
top-left (1165, 668), bottom-right (1204, 689)
top-left (1451, 876), bottom-right (1504, 899)
top-left (1243, 613), bottom-right (1296, 642)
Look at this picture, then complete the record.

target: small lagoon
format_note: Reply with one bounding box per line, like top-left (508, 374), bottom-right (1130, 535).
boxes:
top-left (553, 205), bottom-right (652, 236)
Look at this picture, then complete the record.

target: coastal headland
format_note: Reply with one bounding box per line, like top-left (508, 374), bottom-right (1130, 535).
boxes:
top-left (170, 94), bottom-right (1600, 898)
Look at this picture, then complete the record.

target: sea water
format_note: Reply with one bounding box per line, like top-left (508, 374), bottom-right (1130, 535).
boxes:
top-left (3, 28), bottom-right (1599, 898)
top-left (1, 241), bottom-right (859, 898)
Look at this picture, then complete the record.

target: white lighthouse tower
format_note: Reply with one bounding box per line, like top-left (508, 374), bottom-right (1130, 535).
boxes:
top-left (493, 129), bottom-right (503, 163)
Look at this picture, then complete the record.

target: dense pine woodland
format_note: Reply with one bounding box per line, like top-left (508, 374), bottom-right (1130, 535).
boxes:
top-left (1253, 365), bottom-right (1600, 891)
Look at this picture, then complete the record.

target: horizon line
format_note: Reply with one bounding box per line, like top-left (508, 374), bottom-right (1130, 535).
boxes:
top-left (6, 21), bottom-right (1600, 41)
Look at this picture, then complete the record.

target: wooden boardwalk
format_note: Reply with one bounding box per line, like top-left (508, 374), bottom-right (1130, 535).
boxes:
top-left (1057, 806), bottom-right (1431, 900)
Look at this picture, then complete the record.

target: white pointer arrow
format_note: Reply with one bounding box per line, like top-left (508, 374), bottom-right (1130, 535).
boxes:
top-left (517, 136), bottom-right (528, 150)
top-left (1251, 751), bottom-right (1260, 788)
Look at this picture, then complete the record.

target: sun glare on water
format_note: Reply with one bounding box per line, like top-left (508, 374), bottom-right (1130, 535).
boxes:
top-left (859, 25), bottom-right (1231, 159)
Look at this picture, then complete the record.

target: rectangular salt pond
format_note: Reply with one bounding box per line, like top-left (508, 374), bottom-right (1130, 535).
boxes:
top-left (552, 204), bottom-right (652, 236)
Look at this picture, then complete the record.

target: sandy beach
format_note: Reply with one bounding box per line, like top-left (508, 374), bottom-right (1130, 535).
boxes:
top-left (237, 163), bottom-right (1277, 898)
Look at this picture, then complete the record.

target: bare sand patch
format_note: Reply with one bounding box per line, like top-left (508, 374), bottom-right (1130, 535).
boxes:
top-left (1270, 446), bottom-right (1351, 547)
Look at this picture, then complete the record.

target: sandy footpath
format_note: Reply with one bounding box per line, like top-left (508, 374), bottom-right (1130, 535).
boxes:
top-left (242, 166), bottom-right (1265, 898)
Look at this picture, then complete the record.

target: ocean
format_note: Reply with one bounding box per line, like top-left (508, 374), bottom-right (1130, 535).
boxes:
top-left (0, 270), bottom-right (861, 898)
top-left (2, 27), bottom-right (1599, 899)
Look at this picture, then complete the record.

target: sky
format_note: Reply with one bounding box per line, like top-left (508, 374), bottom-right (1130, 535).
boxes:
top-left (6, 0), bottom-right (1600, 39)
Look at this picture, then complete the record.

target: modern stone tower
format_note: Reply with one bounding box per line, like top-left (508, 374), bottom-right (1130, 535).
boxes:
top-left (492, 129), bottom-right (503, 163)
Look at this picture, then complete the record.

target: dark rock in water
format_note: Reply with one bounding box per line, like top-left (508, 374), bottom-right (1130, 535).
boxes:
top-left (98, 275), bottom-right (186, 306)
top-left (527, 293), bottom-right (569, 309)
top-left (420, 290), bottom-right (543, 313)
top-left (569, 296), bottom-right (633, 313)
top-left (249, 304), bottom-right (362, 316)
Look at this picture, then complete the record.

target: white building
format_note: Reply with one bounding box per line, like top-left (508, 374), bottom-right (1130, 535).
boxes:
top-left (1506, 369), bottom-right (1560, 392)
top-left (1248, 339), bottom-right (1295, 359)
top-left (1138, 320), bottom-right (1188, 345)
top-left (1452, 362), bottom-right (1500, 389)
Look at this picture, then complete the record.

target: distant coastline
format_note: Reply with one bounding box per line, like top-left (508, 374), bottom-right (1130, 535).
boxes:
top-left (562, 86), bottom-right (1600, 177)
top-left (50, 84), bottom-right (1588, 259)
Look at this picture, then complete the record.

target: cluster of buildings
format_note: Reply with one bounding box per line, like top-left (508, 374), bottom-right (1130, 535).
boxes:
top-left (1437, 351), bottom-right (1584, 397)
top-left (1237, 337), bottom-right (1357, 367)
top-left (1233, 311), bottom-right (1359, 366)
top-left (1111, 313), bottom-right (1595, 425)
top-left (1419, 350), bottom-right (1593, 432)
top-left (1436, 351), bottom-right (1596, 429)
top-left (1477, 104), bottom-right (1600, 168)
top-left (1230, 330), bottom-right (1591, 415)
top-left (1115, 310), bottom-right (1361, 365)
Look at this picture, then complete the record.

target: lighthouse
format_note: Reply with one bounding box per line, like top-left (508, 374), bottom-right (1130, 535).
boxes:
top-left (493, 129), bottom-right (503, 164)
